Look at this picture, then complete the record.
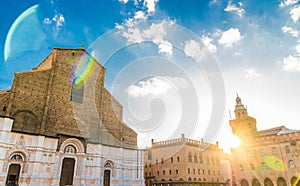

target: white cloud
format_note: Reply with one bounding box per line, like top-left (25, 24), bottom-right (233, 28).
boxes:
top-left (281, 26), bottom-right (299, 37)
top-left (282, 55), bottom-right (300, 72)
top-left (245, 68), bottom-right (262, 79)
top-left (295, 42), bottom-right (300, 54)
top-left (119, 0), bottom-right (129, 4)
top-left (157, 40), bottom-right (173, 55)
top-left (224, 1), bottom-right (245, 17)
top-left (279, 0), bottom-right (299, 7)
top-left (184, 39), bottom-right (207, 60)
top-left (134, 11), bottom-right (147, 20)
top-left (201, 35), bottom-right (217, 53)
top-left (43, 13), bottom-right (65, 30)
top-left (120, 21), bottom-right (174, 56)
top-left (127, 76), bottom-right (187, 97)
top-left (144, 0), bottom-right (159, 13)
top-left (218, 28), bottom-right (243, 47)
top-left (290, 5), bottom-right (300, 22)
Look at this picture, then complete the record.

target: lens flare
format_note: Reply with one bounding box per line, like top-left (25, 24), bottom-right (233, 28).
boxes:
top-left (69, 53), bottom-right (97, 88)
top-left (263, 155), bottom-right (285, 172)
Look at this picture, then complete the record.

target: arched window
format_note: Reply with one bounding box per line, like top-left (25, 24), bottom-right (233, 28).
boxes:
top-left (272, 147), bottom-right (278, 155)
top-left (289, 160), bottom-right (295, 168)
top-left (275, 161), bottom-right (282, 169)
top-left (170, 157), bottom-right (173, 163)
top-left (199, 154), bottom-right (203, 163)
top-left (176, 169), bottom-right (178, 174)
top-left (188, 152), bottom-right (192, 162)
top-left (188, 168), bottom-right (190, 174)
top-left (194, 153), bottom-right (198, 163)
top-left (262, 162), bottom-right (268, 169)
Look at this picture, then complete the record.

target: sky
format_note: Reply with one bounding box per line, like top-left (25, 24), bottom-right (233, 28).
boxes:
top-left (0, 0), bottom-right (300, 152)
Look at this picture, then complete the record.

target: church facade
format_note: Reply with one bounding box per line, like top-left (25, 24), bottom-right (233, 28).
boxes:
top-left (230, 96), bottom-right (300, 186)
top-left (0, 48), bottom-right (144, 185)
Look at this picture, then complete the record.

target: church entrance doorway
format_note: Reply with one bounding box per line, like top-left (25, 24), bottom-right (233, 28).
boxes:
top-left (104, 169), bottom-right (111, 186)
top-left (59, 158), bottom-right (75, 186)
top-left (6, 164), bottom-right (21, 185)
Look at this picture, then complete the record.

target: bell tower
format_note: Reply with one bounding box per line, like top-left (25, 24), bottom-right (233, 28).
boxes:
top-left (230, 95), bottom-right (257, 144)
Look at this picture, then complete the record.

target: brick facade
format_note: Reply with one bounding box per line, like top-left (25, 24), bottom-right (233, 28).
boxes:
top-left (230, 96), bottom-right (300, 186)
top-left (0, 48), bottom-right (143, 185)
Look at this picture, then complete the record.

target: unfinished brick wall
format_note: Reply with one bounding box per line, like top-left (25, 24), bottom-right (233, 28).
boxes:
top-left (1, 48), bottom-right (137, 146)
top-left (0, 91), bottom-right (9, 116)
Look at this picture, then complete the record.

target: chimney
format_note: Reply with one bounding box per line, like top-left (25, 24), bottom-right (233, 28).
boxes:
top-left (181, 133), bottom-right (185, 139)
top-left (216, 141), bottom-right (219, 147)
top-left (151, 139), bottom-right (154, 145)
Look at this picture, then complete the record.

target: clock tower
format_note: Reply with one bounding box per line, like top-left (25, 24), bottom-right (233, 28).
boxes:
top-left (230, 95), bottom-right (257, 144)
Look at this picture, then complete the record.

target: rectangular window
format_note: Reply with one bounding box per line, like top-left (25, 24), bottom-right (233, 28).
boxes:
top-left (71, 83), bottom-right (84, 103)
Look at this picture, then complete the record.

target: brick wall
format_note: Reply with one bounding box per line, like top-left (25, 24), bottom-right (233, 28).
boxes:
top-left (1, 48), bottom-right (137, 146)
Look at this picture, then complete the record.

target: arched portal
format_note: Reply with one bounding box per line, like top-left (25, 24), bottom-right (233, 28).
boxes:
top-left (104, 162), bottom-right (112, 186)
top-left (252, 178), bottom-right (261, 186)
top-left (6, 164), bottom-right (21, 185)
top-left (291, 177), bottom-right (300, 186)
top-left (59, 158), bottom-right (75, 186)
top-left (277, 177), bottom-right (287, 186)
top-left (264, 178), bottom-right (274, 186)
top-left (241, 179), bottom-right (249, 186)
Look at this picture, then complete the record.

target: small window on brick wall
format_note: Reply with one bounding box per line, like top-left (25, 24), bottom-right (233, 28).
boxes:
top-left (71, 81), bottom-right (84, 103)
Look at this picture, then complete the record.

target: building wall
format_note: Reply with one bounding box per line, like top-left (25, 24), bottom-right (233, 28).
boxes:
top-left (0, 117), bottom-right (144, 186)
top-left (229, 97), bottom-right (300, 186)
top-left (144, 136), bottom-right (231, 186)
top-left (1, 48), bottom-right (137, 146)
top-left (231, 134), bottom-right (300, 186)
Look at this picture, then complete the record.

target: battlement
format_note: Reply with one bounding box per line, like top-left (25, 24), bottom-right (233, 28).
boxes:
top-left (151, 134), bottom-right (219, 150)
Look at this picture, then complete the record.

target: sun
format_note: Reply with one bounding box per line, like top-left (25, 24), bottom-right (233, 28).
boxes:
top-left (220, 134), bottom-right (241, 153)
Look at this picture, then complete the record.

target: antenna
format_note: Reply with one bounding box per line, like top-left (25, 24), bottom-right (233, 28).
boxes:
top-left (81, 40), bottom-right (85, 49)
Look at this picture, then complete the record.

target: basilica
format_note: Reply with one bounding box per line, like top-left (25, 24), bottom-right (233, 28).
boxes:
top-left (0, 48), bottom-right (144, 185)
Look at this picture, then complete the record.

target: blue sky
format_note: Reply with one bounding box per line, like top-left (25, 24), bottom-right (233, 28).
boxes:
top-left (1, 0), bottom-right (300, 152)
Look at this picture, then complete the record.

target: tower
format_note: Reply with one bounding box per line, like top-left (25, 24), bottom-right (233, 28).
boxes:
top-left (229, 95), bottom-right (257, 144)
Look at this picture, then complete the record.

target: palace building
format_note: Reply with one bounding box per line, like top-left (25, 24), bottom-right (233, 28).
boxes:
top-left (0, 48), bottom-right (144, 185)
top-left (144, 134), bottom-right (231, 186)
top-left (230, 96), bottom-right (300, 186)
